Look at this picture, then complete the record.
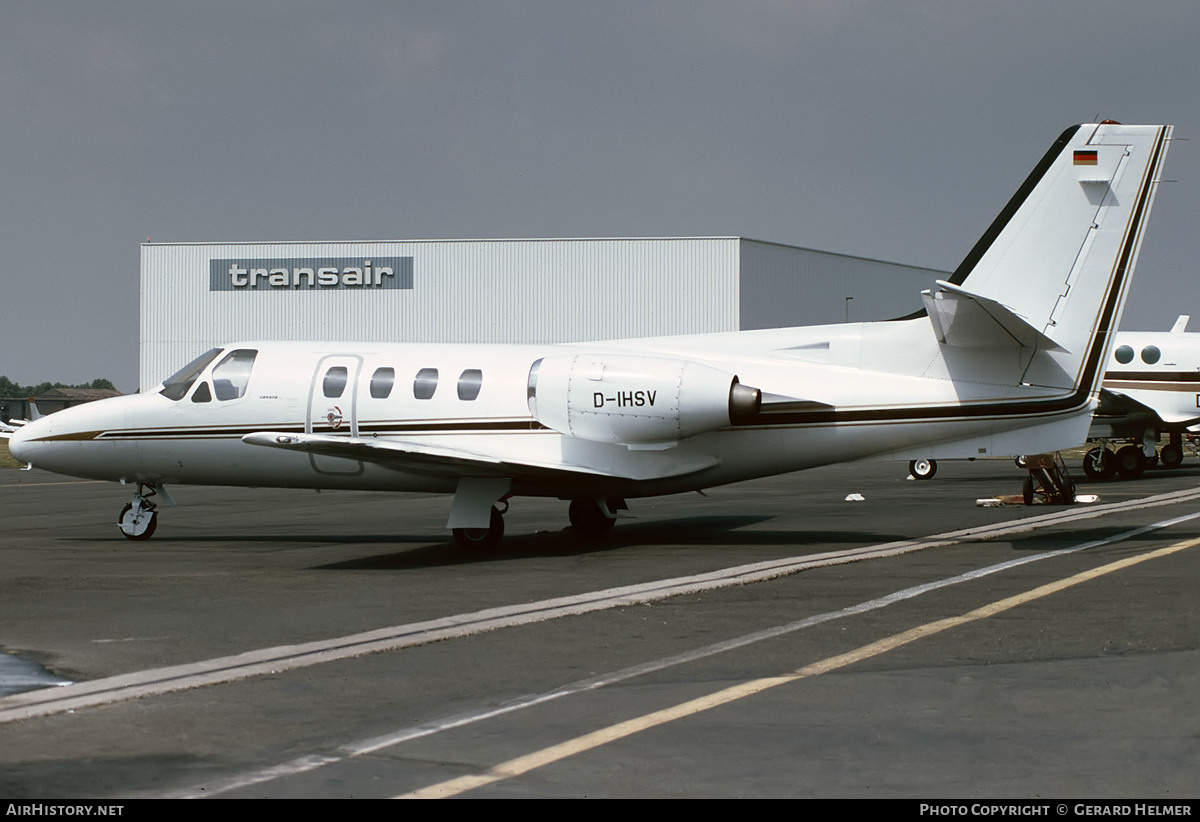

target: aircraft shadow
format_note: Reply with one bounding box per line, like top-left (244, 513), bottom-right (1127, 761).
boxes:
top-left (313, 515), bottom-right (911, 571)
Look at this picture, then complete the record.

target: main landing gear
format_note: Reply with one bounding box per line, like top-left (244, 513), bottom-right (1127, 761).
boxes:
top-left (451, 495), bottom-right (629, 549)
top-left (452, 501), bottom-right (507, 550)
top-left (117, 483), bottom-right (168, 540)
top-left (568, 498), bottom-right (624, 537)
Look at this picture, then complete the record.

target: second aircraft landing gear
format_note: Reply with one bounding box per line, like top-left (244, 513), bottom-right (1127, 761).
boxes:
top-left (1113, 444), bottom-right (1148, 478)
top-left (908, 459), bottom-right (937, 480)
top-left (1161, 436), bottom-right (1185, 468)
top-left (1081, 446), bottom-right (1116, 480)
top-left (1080, 435), bottom-right (1186, 481)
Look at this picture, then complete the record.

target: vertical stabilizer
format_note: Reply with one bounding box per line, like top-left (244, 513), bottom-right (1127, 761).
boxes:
top-left (928, 123), bottom-right (1171, 396)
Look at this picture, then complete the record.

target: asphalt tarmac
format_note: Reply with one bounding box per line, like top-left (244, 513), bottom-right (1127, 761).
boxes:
top-left (2, 457), bottom-right (1199, 799)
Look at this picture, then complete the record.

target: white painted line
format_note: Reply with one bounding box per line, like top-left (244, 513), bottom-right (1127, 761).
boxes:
top-left (171, 508), bottom-right (1200, 799)
top-left (6, 484), bottom-right (1200, 727)
top-left (400, 530), bottom-right (1200, 798)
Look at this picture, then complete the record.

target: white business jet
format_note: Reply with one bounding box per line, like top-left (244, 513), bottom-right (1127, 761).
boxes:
top-left (10, 123), bottom-right (1173, 546)
top-left (1083, 315), bottom-right (1200, 478)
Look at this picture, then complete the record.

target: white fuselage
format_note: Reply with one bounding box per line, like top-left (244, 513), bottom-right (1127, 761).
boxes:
top-left (11, 317), bottom-right (1098, 500)
top-left (1103, 328), bottom-right (1200, 429)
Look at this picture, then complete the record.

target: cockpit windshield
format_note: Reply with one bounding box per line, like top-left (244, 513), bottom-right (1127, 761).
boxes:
top-left (160, 349), bottom-right (222, 401)
top-left (211, 349), bottom-right (257, 400)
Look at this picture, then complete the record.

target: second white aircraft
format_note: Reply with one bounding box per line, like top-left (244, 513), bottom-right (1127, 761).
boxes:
top-left (10, 122), bottom-right (1174, 546)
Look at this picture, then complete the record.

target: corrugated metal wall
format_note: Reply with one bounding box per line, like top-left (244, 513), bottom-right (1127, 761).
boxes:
top-left (738, 241), bottom-right (944, 330)
top-left (140, 237), bottom-right (949, 391)
top-left (139, 238), bottom-right (742, 390)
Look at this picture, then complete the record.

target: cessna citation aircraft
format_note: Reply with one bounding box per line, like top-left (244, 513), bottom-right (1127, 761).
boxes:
top-left (9, 123), bottom-right (1173, 547)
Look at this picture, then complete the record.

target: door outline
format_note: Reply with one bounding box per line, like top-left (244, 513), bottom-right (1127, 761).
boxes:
top-left (306, 354), bottom-right (364, 475)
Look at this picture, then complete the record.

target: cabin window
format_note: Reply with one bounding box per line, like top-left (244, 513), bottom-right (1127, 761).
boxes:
top-left (1114, 345), bottom-right (1134, 364)
top-left (323, 366), bottom-right (349, 398)
top-left (370, 367), bottom-right (395, 399)
top-left (1141, 345), bottom-right (1161, 365)
top-left (190, 381), bottom-right (212, 403)
top-left (160, 348), bottom-right (222, 401)
top-left (414, 368), bottom-right (439, 400)
top-left (212, 349), bottom-right (258, 400)
top-left (457, 369), bottom-right (483, 401)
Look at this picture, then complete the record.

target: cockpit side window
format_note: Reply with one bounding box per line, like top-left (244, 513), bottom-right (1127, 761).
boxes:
top-left (191, 381), bottom-right (212, 403)
top-left (160, 349), bottom-right (222, 401)
top-left (212, 349), bottom-right (258, 401)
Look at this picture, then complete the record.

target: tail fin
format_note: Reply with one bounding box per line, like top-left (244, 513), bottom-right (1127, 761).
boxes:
top-left (921, 123), bottom-right (1171, 396)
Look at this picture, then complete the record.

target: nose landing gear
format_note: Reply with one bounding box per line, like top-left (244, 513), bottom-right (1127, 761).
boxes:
top-left (117, 484), bottom-right (173, 540)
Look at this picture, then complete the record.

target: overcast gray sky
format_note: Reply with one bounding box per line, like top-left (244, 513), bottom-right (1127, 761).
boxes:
top-left (2, 1), bottom-right (1198, 392)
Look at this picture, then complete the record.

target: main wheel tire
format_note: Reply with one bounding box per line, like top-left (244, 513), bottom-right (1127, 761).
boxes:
top-left (569, 498), bottom-right (616, 537)
top-left (1161, 441), bottom-right (1184, 468)
top-left (453, 507), bottom-right (504, 550)
top-left (1081, 447), bottom-right (1115, 480)
top-left (1115, 444), bottom-right (1147, 479)
top-left (909, 458), bottom-right (937, 480)
top-left (1022, 474), bottom-right (1035, 506)
top-left (118, 503), bottom-right (157, 540)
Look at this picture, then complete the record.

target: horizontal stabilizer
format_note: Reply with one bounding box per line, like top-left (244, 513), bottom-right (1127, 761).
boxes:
top-left (921, 280), bottom-right (1065, 351)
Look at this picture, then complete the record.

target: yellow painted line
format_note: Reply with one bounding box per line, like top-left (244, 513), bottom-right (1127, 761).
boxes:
top-left (400, 534), bottom-right (1200, 799)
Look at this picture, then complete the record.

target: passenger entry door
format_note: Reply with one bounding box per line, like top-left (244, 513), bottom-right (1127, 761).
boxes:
top-left (306, 355), bottom-right (364, 475)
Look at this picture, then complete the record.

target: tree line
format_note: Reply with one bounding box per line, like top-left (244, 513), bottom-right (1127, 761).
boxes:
top-left (0, 376), bottom-right (117, 397)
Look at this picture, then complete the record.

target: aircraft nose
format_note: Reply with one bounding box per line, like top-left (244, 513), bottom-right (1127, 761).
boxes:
top-left (7, 420), bottom-right (36, 464)
top-left (8, 407), bottom-right (68, 467)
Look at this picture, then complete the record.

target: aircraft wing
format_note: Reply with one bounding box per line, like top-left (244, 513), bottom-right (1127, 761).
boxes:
top-left (241, 431), bottom-right (720, 482)
top-left (1087, 389), bottom-right (1200, 439)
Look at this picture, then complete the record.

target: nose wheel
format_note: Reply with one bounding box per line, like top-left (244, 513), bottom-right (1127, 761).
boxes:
top-left (117, 484), bottom-right (162, 540)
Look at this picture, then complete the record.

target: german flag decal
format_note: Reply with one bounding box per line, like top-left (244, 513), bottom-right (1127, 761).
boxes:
top-left (1074, 149), bottom-right (1099, 165)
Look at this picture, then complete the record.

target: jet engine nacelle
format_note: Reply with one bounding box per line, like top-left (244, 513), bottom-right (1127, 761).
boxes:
top-left (527, 354), bottom-right (761, 445)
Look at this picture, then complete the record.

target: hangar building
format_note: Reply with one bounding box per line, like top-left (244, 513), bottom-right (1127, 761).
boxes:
top-left (139, 238), bottom-right (945, 392)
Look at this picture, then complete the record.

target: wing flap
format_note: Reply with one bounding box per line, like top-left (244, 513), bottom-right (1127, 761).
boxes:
top-left (241, 431), bottom-right (719, 482)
